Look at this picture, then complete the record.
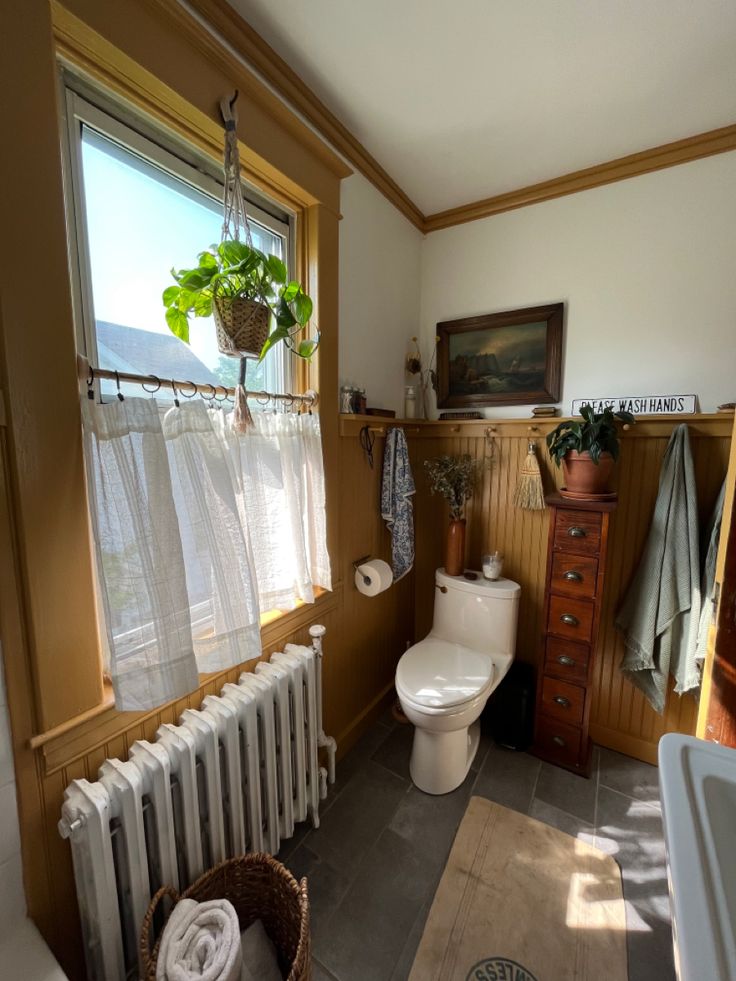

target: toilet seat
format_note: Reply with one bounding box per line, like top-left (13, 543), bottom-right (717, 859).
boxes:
top-left (396, 637), bottom-right (494, 711)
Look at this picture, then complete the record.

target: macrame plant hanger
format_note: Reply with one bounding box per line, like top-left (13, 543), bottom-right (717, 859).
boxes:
top-left (218, 91), bottom-right (268, 433)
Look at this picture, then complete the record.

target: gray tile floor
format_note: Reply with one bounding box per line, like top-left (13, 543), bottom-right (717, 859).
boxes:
top-left (278, 712), bottom-right (674, 981)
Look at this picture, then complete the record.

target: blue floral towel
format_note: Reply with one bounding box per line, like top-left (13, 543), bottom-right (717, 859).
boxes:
top-left (381, 428), bottom-right (415, 581)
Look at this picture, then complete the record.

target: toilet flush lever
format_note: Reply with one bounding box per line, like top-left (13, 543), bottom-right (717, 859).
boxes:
top-left (435, 584), bottom-right (448, 594)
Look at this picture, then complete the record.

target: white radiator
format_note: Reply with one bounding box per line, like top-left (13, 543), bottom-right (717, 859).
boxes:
top-left (58, 625), bottom-right (336, 981)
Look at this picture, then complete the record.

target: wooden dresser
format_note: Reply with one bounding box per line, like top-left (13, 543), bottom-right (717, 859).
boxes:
top-left (533, 493), bottom-right (617, 776)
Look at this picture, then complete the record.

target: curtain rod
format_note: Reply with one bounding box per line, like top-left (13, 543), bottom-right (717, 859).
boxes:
top-left (76, 354), bottom-right (318, 407)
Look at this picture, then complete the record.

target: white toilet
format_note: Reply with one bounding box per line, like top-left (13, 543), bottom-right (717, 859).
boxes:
top-left (395, 568), bottom-right (521, 795)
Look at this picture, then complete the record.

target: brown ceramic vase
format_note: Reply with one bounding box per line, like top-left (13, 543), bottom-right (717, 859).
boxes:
top-left (562, 450), bottom-right (615, 497)
top-left (445, 519), bottom-right (466, 576)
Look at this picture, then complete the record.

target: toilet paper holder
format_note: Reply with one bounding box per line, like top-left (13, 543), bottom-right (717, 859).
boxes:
top-left (352, 554), bottom-right (372, 586)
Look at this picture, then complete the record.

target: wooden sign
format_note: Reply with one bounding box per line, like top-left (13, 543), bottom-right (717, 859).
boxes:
top-left (571, 394), bottom-right (697, 415)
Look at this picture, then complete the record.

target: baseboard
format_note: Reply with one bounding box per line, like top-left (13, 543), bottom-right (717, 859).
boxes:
top-left (590, 724), bottom-right (659, 766)
top-left (334, 681), bottom-right (396, 762)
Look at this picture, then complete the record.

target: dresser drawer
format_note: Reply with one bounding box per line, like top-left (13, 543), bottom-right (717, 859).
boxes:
top-left (540, 676), bottom-right (585, 725)
top-left (553, 509), bottom-right (602, 555)
top-left (544, 637), bottom-right (590, 684)
top-left (547, 594), bottom-right (595, 643)
top-left (550, 553), bottom-right (598, 599)
top-left (535, 717), bottom-right (584, 770)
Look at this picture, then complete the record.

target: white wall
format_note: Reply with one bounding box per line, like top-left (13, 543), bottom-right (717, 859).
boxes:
top-left (419, 152), bottom-right (736, 417)
top-left (0, 647), bottom-right (25, 932)
top-left (339, 173), bottom-right (423, 415)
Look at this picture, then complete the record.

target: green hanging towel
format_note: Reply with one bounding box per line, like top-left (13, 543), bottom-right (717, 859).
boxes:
top-left (615, 424), bottom-right (700, 714)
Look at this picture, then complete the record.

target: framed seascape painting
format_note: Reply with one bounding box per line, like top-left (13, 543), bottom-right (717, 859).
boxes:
top-left (436, 303), bottom-right (564, 408)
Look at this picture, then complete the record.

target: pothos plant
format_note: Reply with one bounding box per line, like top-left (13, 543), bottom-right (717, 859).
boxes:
top-left (162, 239), bottom-right (318, 361)
top-left (546, 404), bottom-right (635, 466)
top-left (424, 454), bottom-right (480, 520)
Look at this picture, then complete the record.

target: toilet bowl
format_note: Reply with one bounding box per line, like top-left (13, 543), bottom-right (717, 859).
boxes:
top-left (396, 568), bottom-right (520, 795)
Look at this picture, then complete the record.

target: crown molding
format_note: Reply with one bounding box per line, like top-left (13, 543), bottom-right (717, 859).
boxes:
top-left (424, 124), bottom-right (736, 231)
top-left (186, 0), bottom-right (425, 230)
top-left (171, 2), bottom-right (736, 235)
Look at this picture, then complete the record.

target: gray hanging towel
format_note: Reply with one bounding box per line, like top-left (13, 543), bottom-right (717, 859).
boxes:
top-left (695, 479), bottom-right (727, 669)
top-left (381, 428), bottom-right (415, 581)
top-left (616, 424), bottom-right (700, 713)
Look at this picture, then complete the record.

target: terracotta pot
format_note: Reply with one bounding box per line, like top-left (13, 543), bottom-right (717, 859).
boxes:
top-left (445, 519), bottom-right (466, 576)
top-left (562, 450), bottom-right (615, 497)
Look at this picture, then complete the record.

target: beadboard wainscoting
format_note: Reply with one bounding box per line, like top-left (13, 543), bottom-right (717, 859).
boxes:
top-left (342, 413), bottom-right (731, 765)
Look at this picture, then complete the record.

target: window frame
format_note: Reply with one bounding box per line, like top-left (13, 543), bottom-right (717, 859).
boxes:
top-left (59, 74), bottom-right (296, 401)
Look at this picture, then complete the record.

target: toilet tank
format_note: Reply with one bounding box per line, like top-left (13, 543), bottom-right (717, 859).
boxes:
top-left (432, 568), bottom-right (521, 656)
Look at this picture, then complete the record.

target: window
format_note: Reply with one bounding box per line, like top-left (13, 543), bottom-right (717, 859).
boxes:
top-left (61, 79), bottom-right (293, 400)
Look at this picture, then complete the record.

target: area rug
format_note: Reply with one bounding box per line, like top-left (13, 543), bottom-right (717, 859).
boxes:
top-left (409, 796), bottom-right (627, 981)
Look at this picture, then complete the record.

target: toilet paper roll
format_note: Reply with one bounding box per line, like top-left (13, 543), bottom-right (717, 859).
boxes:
top-left (354, 559), bottom-right (393, 597)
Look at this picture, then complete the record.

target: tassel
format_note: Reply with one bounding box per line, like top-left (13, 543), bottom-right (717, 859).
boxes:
top-left (513, 441), bottom-right (546, 510)
top-left (230, 356), bottom-right (253, 433)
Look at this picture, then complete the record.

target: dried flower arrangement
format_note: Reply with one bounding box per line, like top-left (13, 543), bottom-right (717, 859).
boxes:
top-left (405, 335), bottom-right (440, 417)
top-left (424, 454), bottom-right (480, 520)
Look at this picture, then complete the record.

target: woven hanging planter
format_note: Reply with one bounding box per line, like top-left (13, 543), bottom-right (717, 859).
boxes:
top-left (213, 294), bottom-right (271, 358)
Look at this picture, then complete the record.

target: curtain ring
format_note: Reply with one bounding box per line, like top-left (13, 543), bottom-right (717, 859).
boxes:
top-left (200, 383), bottom-right (216, 402)
top-left (256, 392), bottom-right (270, 407)
top-left (141, 374), bottom-right (161, 395)
top-left (171, 379), bottom-right (180, 408)
top-left (214, 386), bottom-right (228, 403)
top-left (115, 371), bottom-right (124, 401)
top-left (180, 380), bottom-right (198, 399)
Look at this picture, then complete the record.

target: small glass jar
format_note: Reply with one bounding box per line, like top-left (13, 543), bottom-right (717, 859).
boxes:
top-left (482, 551), bottom-right (504, 580)
top-left (404, 386), bottom-right (417, 419)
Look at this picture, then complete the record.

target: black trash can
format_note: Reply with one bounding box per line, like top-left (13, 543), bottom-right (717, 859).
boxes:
top-left (484, 660), bottom-right (535, 751)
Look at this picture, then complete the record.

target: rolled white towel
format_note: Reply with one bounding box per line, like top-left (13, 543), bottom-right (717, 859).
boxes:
top-left (156, 898), bottom-right (243, 981)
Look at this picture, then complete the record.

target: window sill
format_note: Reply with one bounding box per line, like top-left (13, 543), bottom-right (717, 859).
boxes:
top-left (29, 585), bottom-right (337, 758)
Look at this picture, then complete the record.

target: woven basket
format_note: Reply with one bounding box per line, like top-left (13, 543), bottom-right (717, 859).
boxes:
top-left (213, 295), bottom-right (271, 358)
top-left (139, 853), bottom-right (311, 981)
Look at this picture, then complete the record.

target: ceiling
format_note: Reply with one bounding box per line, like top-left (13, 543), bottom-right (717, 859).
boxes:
top-left (225, 0), bottom-right (736, 216)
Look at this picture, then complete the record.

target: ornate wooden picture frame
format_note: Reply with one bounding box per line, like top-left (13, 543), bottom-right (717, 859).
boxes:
top-left (437, 303), bottom-right (564, 408)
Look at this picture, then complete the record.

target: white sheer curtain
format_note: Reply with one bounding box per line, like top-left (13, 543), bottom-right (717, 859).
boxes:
top-left (82, 396), bottom-right (331, 711)
top-left (222, 412), bottom-right (332, 612)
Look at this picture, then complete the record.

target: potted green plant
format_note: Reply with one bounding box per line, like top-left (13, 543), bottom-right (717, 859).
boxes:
top-left (162, 239), bottom-right (317, 361)
top-left (546, 404), bottom-right (635, 498)
top-left (424, 454), bottom-right (480, 575)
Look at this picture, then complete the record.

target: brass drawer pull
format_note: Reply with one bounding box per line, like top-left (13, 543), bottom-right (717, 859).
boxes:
top-left (563, 570), bottom-right (583, 582)
top-left (553, 695), bottom-right (571, 708)
top-left (552, 735), bottom-right (566, 747)
top-left (560, 613), bottom-right (579, 626)
top-left (568, 526), bottom-right (586, 538)
top-left (557, 655), bottom-right (575, 667)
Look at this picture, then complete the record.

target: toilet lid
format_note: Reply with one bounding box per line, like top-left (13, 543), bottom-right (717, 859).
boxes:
top-left (396, 638), bottom-right (494, 709)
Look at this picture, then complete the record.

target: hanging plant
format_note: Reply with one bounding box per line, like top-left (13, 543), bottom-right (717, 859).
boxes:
top-left (162, 91), bottom-right (318, 365)
top-left (162, 240), bottom-right (317, 361)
